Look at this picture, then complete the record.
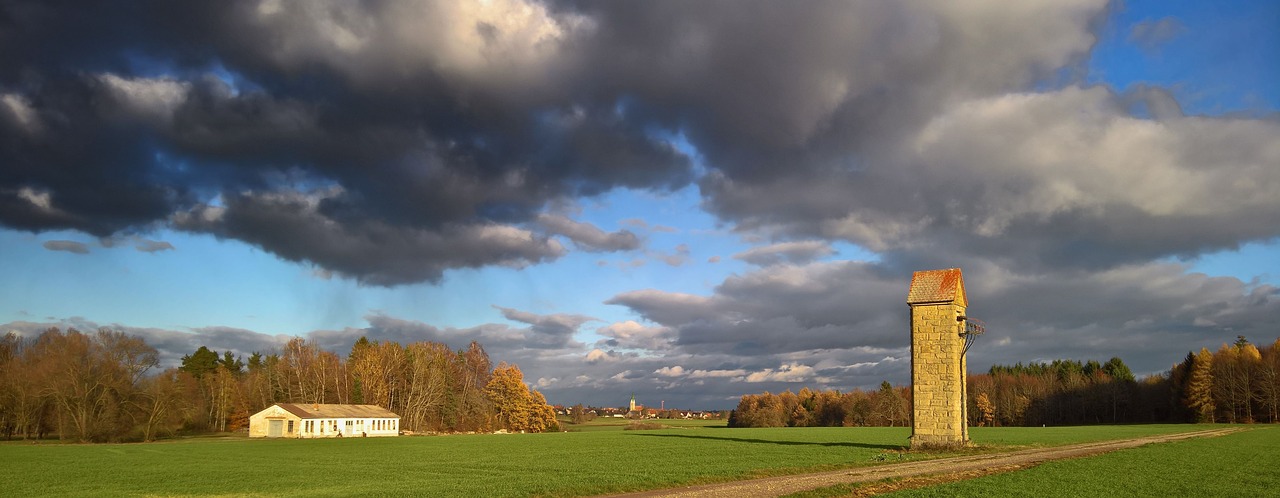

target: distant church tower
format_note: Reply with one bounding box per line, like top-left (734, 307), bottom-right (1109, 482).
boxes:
top-left (629, 394), bottom-right (637, 412)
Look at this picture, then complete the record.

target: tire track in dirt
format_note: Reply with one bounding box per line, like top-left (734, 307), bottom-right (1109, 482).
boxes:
top-left (604, 428), bottom-right (1242, 498)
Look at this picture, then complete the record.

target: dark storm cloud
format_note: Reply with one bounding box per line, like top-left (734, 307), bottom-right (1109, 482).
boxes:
top-left (0, 74), bottom-right (193, 237)
top-left (172, 189), bottom-right (567, 285)
top-left (561, 0), bottom-right (1106, 181)
top-left (0, 0), bottom-right (692, 284)
top-left (5, 0), bottom-right (1276, 286)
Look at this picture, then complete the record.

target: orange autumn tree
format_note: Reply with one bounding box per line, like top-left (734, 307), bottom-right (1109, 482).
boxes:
top-left (974, 392), bottom-right (996, 427)
top-left (1185, 348), bottom-right (1216, 423)
top-left (484, 363), bottom-right (558, 433)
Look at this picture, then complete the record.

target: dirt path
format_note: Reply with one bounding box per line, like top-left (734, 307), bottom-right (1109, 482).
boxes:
top-left (604, 428), bottom-right (1242, 498)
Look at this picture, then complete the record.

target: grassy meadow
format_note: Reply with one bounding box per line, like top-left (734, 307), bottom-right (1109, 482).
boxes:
top-left (877, 425), bottom-right (1280, 498)
top-left (0, 423), bottom-right (1237, 497)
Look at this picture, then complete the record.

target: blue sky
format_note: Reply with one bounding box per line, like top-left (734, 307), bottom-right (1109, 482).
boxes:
top-left (1, 0), bottom-right (1277, 409)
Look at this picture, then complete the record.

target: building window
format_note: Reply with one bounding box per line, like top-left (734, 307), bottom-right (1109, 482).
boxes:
top-left (287, 421), bottom-right (294, 433)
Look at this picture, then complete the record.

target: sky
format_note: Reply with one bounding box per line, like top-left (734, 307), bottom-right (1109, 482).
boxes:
top-left (1, 0), bottom-right (1277, 410)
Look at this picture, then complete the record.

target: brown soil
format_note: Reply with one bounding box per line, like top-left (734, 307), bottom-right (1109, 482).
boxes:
top-left (603, 427), bottom-right (1241, 498)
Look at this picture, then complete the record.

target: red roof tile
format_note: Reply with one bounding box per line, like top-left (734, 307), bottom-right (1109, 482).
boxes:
top-left (907, 268), bottom-right (967, 306)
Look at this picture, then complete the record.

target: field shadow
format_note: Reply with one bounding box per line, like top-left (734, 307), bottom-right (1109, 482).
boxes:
top-left (627, 433), bottom-right (903, 450)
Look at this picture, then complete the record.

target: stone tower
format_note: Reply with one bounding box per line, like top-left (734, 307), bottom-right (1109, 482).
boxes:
top-left (906, 268), bottom-right (969, 449)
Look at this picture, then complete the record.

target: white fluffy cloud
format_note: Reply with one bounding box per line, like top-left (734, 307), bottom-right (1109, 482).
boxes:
top-left (654, 365), bottom-right (685, 377)
top-left (98, 74), bottom-right (191, 125)
top-left (595, 320), bottom-right (674, 351)
top-left (249, 0), bottom-right (591, 91)
top-left (745, 364), bottom-right (817, 383)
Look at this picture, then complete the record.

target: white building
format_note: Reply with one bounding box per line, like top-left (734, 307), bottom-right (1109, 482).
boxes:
top-left (249, 403), bottom-right (401, 438)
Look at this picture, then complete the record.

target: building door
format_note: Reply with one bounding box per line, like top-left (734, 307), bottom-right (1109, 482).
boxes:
top-left (268, 419), bottom-right (284, 438)
top-left (345, 420), bottom-right (354, 435)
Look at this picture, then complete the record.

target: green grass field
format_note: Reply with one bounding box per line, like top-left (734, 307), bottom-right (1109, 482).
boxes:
top-left (0, 424), bottom-right (1241, 497)
top-left (879, 425), bottom-right (1280, 498)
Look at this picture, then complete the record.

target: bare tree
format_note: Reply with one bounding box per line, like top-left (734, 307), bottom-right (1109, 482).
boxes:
top-left (350, 340), bottom-right (405, 412)
top-left (452, 341), bottom-right (492, 431)
top-left (135, 369), bottom-right (186, 441)
top-left (1258, 339), bottom-right (1280, 423)
top-left (401, 342), bottom-right (453, 431)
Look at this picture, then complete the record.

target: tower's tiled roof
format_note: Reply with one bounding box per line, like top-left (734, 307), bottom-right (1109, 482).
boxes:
top-left (907, 268), bottom-right (967, 306)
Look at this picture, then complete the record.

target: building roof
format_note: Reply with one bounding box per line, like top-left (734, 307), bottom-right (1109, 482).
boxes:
top-left (906, 268), bottom-right (967, 307)
top-left (275, 403), bottom-right (400, 419)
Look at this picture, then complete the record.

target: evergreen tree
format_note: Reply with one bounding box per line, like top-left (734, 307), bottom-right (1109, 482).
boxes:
top-left (179, 346), bottom-right (220, 379)
top-left (1169, 351), bottom-right (1196, 421)
top-left (1103, 357), bottom-right (1135, 382)
top-left (218, 351), bottom-right (244, 375)
top-left (246, 352), bottom-right (264, 372)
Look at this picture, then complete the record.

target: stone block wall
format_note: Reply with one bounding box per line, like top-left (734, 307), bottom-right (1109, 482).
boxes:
top-left (909, 302), bottom-right (966, 449)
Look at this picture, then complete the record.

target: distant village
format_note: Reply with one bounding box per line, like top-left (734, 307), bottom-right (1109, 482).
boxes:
top-left (554, 395), bottom-right (726, 421)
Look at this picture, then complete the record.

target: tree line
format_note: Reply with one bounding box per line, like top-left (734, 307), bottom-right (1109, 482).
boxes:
top-left (0, 328), bottom-right (557, 442)
top-left (972, 336), bottom-right (1280, 426)
top-left (728, 382), bottom-right (909, 428)
top-left (730, 336), bottom-right (1280, 428)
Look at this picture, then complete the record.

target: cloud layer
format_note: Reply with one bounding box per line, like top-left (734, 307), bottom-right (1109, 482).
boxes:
top-left (5, 1), bottom-right (1277, 285)
top-left (3, 1), bottom-right (1278, 408)
top-left (11, 256), bottom-right (1274, 409)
